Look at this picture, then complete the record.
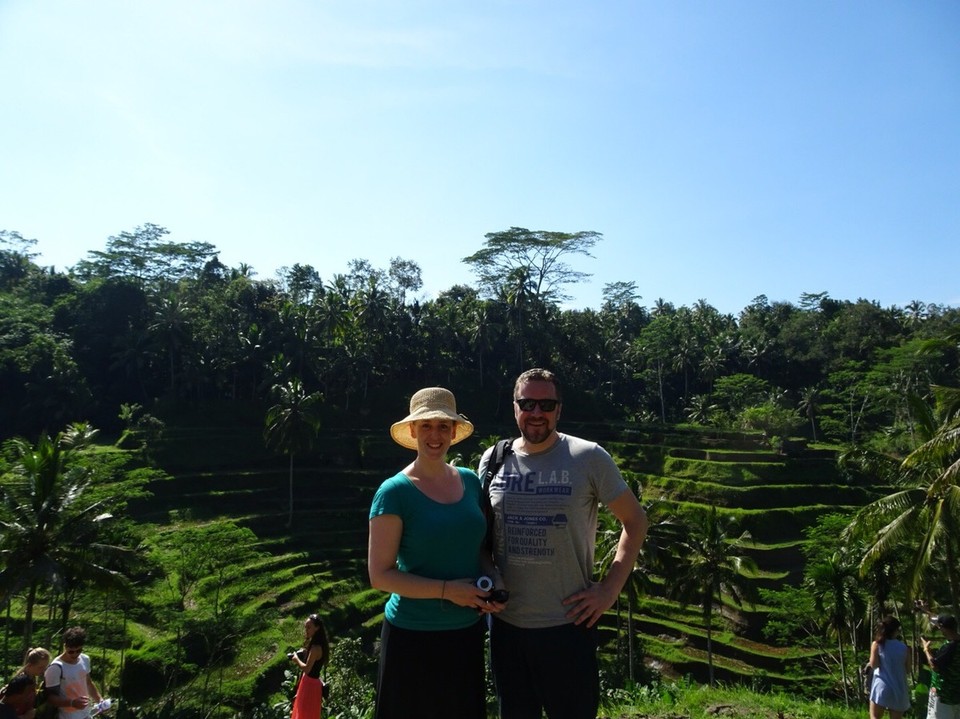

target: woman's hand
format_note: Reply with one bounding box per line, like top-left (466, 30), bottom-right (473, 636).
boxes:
top-left (481, 596), bottom-right (508, 614)
top-left (443, 578), bottom-right (496, 610)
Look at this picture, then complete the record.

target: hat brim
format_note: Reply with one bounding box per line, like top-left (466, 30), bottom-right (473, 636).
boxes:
top-left (389, 411), bottom-right (474, 450)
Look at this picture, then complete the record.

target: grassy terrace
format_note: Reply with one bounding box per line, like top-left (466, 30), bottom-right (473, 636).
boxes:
top-left (599, 682), bottom-right (862, 719)
top-left (598, 429), bottom-right (857, 685)
top-left (635, 474), bottom-right (875, 507)
top-left (117, 418), bottom-right (862, 704)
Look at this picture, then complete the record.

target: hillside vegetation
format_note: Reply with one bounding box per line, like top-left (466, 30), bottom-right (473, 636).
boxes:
top-left (2, 229), bottom-right (958, 716)
top-left (79, 408), bottom-right (873, 712)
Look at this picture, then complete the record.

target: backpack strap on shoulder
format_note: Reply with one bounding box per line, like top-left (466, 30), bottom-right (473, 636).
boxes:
top-left (483, 439), bottom-right (514, 495)
top-left (481, 439), bottom-right (514, 551)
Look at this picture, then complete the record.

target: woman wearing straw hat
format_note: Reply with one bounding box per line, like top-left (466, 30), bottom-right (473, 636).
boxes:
top-left (368, 387), bottom-right (499, 719)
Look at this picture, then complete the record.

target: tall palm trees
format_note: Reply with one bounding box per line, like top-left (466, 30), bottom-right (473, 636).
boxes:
top-left (846, 384), bottom-right (960, 613)
top-left (669, 507), bottom-right (758, 687)
top-left (595, 499), bottom-right (685, 683)
top-left (0, 424), bottom-right (133, 648)
top-left (263, 378), bottom-right (323, 528)
top-left (593, 498), bottom-right (760, 688)
top-left (798, 386), bottom-right (821, 441)
top-left (805, 550), bottom-right (865, 706)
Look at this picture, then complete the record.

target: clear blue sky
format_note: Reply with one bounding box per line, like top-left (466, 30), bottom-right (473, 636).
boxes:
top-left (2, 1), bottom-right (958, 316)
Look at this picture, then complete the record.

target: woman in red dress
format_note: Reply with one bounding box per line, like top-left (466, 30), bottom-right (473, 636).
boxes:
top-left (290, 614), bottom-right (329, 719)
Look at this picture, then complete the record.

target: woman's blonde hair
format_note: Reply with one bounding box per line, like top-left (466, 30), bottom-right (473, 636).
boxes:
top-left (21, 647), bottom-right (51, 673)
top-left (0, 648), bottom-right (51, 697)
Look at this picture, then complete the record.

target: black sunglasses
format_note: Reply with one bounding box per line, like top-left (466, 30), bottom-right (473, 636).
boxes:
top-left (515, 398), bottom-right (559, 412)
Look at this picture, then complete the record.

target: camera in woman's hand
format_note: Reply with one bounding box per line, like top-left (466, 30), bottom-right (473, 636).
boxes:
top-left (475, 576), bottom-right (509, 603)
top-left (489, 588), bottom-right (510, 603)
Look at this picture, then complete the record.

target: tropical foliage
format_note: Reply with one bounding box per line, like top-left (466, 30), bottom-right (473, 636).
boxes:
top-left (0, 424), bottom-right (145, 647)
top-left (1, 223), bottom-right (959, 715)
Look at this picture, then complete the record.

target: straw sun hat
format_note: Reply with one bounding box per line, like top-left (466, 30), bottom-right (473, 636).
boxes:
top-left (389, 387), bottom-right (474, 450)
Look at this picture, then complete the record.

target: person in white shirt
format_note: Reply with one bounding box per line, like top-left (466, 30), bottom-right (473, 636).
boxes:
top-left (43, 627), bottom-right (103, 719)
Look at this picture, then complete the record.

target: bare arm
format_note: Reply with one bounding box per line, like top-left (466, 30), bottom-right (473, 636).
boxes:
top-left (869, 640), bottom-right (880, 669)
top-left (50, 691), bottom-right (80, 709)
top-left (291, 648), bottom-right (306, 670)
top-left (563, 489), bottom-right (648, 628)
top-left (87, 672), bottom-right (102, 703)
top-left (367, 514), bottom-right (488, 609)
top-left (47, 685), bottom-right (92, 710)
top-left (47, 686), bottom-right (75, 709)
top-left (301, 644), bottom-right (324, 675)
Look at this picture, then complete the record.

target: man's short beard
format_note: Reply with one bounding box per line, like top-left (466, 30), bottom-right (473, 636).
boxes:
top-left (520, 423), bottom-right (552, 445)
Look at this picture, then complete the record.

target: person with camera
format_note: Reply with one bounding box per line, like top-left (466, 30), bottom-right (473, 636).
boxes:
top-left (919, 607), bottom-right (960, 719)
top-left (478, 368), bottom-right (648, 719)
top-left (288, 613), bottom-right (329, 719)
top-left (368, 387), bottom-right (501, 719)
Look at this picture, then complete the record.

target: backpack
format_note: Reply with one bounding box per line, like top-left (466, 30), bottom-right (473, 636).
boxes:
top-left (480, 439), bottom-right (514, 551)
top-left (35, 661), bottom-right (63, 719)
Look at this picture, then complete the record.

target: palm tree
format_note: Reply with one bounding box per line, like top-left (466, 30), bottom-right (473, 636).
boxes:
top-left (149, 293), bottom-right (193, 396)
top-left (0, 424), bottom-right (133, 648)
top-left (699, 341), bottom-right (730, 396)
top-left (595, 499), bottom-right (687, 682)
top-left (805, 550), bottom-right (865, 706)
top-left (845, 385), bottom-right (960, 612)
top-left (668, 507), bottom-right (758, 687)
top-left (798, 386), bottom-right (820, 441)
top-left (501, 266), bottom-right (533, 371)
top-left (686, 395), bottom-right (718, 426)
top-left (903, 300), bottom-right (928, 328)
top-left (635, 315), bottom-right (677, 423)
top-left (467, 302), bottom-right (501, 387)
top-left (263, 378), bottom-right (323, 527)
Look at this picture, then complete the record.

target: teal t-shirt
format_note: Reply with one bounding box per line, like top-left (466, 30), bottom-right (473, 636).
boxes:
top-left (369, 467), bottom-right (485, 630)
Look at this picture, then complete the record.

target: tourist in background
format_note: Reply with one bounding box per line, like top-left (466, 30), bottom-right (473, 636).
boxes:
top-left (289, 613), bottom-right (329, 719)
top-left (0, 676), bottom-right (34, 719)
top-left (921, 612), bottom-right (959, 719)
top-left (0, 647), bottom-right (51, 718)
top-left (43, 626), bottom-right (103, 719)
top-left (869, 615), bottom-right (911, 719)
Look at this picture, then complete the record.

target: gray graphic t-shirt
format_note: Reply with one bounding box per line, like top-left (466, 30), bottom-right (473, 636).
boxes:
top-left (479, 433), bottom-right (630, 628)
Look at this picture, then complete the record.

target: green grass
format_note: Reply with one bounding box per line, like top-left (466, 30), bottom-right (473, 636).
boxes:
top-left (600, 682), bottom-right (864, 719)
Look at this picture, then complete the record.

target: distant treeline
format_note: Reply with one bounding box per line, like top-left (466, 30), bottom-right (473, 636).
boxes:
top-left (2, 224), bottom-right (958, 449)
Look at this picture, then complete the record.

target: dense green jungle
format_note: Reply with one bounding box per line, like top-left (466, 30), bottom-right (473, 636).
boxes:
top-left (1, 225), bottom-right (959, 718)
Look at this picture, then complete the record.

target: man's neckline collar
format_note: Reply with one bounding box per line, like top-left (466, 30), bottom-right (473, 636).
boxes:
top-left (514, 432), bottom-right (563, 456)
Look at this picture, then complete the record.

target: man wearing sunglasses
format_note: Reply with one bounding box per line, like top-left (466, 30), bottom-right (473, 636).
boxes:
top-left (43, 626), bottom-right (103, 718)
top-left (478, 368), bottom-right (648, 719)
